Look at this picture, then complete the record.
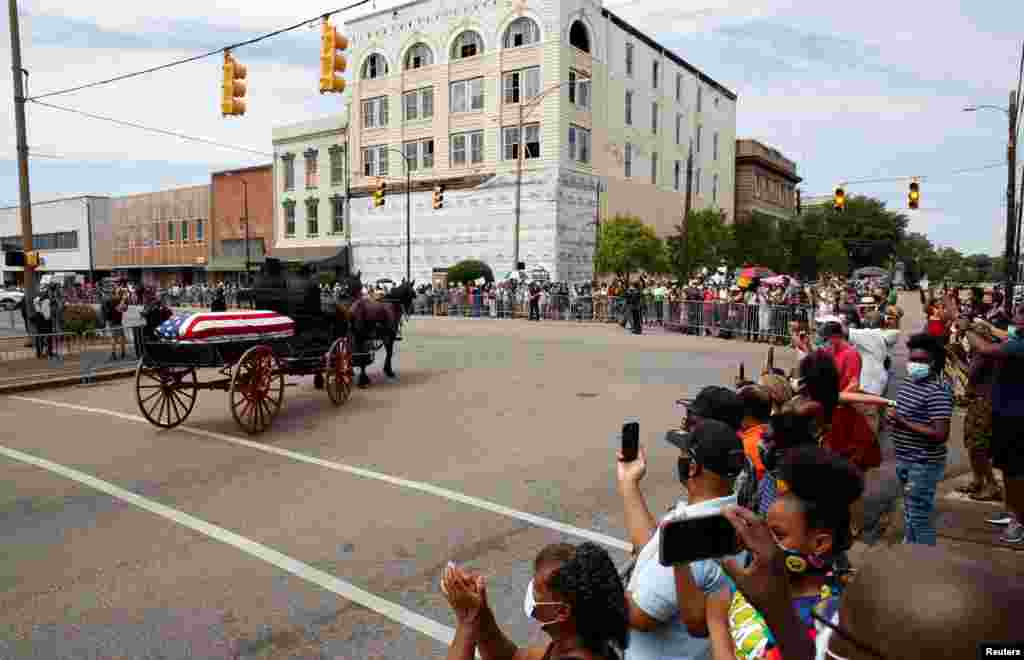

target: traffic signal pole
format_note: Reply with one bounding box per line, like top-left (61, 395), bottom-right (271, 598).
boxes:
top-left (8, 0), bottom-right (35, 305)
top-left (1005, 89), bottom-right (1018, 315)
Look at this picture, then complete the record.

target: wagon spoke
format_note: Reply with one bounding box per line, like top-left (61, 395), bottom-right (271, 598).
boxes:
top-left (166, 389), bottom-right (182, 423)
top-left (138, 389), bottom-right (163, 406)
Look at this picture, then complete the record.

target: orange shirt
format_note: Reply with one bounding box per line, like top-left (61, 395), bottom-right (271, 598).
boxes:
top-left (739, 424), bottom-right (768, 482)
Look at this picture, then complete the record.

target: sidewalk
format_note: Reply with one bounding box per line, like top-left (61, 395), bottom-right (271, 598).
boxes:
top-left (0, 349), bottom-right (138, 393)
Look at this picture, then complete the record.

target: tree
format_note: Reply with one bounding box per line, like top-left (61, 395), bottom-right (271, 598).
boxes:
top-left (446, 259), bottom-right (494, 285)
top-left (729, 212), bottom-right (783, 272)
top-left (666, 208), bottom-right (730, 280)
top-left (801, 195), bottom-right (908, 270)
top-left (595, 214), bottom-right (667, 282)
top-left (817, 239), bottom-right (850, 276)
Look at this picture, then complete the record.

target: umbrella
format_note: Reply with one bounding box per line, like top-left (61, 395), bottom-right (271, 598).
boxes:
top-left (852, 266), bottom-right (889, 279)
top-left (739, 266), bottom-right (776, 280)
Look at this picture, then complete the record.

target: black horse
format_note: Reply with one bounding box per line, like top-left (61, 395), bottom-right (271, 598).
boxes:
top-left (335, 272), bottom-right (415, 388)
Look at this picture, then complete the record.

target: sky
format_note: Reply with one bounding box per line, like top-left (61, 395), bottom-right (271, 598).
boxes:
top-left (2, 0), bottom-right (1022, 256)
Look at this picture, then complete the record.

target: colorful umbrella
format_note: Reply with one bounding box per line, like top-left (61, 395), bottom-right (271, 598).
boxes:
top-left (739, 266), bottom-right (776, 280)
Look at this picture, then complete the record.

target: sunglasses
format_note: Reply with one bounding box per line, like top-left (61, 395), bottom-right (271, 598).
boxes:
top-left (810, 610), bottom-right (886, 659)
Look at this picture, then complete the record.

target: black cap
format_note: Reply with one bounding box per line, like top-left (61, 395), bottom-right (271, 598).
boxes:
top-left (665, 420), bottom-right (745, 478)
top-left (676, 386), bottom-right (743, 430)
top-left (821, 321), bottom-right (845, 338)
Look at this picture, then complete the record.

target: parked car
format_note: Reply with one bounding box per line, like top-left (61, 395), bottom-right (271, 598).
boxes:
top-left (0, 289), bottom-right (24, 311)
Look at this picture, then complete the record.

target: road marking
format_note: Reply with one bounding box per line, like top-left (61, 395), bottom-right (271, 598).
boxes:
top-left (10, 396), bottom-right (632, 553)
top-left (0, 443), bottom-right (456, 646)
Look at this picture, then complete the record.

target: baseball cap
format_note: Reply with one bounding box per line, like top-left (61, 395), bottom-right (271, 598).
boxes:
top-left (676, 386), bottom-right (743, 430)
top-left (665, 420), bottom-right (745, 477)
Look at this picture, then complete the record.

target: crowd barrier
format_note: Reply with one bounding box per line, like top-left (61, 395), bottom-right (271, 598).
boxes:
top-left (0, 325), bottom-right (143, 367)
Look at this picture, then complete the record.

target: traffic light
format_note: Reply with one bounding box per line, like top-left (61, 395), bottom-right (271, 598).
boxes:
top-left (908, 181), bottom-right (920, 210)
top-left (25, 251), bottom-right (42, 267)
top-left (319, 18), bottom-right (349, 94)
top-left (221, 51), bottom-right (247, 116)
top-left (432, 184), bottom-right (445, 209)
top-left (373, 180), bottom-right (387, 208)
top-left (833, 186), bottom-right (846, 213)
top-left (3, 250), bottom-right (24, 267)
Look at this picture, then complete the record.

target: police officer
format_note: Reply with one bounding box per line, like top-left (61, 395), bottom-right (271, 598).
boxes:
top-left (627, 282), bottom-right (643, 334)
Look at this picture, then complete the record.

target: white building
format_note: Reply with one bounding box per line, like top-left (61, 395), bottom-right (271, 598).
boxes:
top-left (0, 196), bottom-right (113, 286)
top-left (271, 113), bottom-right (351, 263)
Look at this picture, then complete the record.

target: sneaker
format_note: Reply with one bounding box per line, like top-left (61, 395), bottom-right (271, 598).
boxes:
top-left (1000, 522), bottom-right (1024, 544)
top-left (987, 512), bottom-right (1014, 526)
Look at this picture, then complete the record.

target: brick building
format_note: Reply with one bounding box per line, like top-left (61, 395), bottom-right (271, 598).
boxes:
top-left (734, 139), bottom-right (801, 223)
top-left (210, 164), bottom-right (273, 285)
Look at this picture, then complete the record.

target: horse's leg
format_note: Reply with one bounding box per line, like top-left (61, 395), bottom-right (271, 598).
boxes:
top-left (383, 337), bottom-right (396, 378)
top-left (358, 363), bottom-right (370, 387)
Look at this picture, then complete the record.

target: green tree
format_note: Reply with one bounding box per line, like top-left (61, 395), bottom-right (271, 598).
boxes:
top-left (446, 259), bottom-right (494, 285)
top-left (801, 195), bottom-right (908, 270)
top-left (595, 214), bottom-right (667, 282)
top-left (666, 208), bottom-right (730, 280)
top-left (817, 239), bottom-right (850, 275)
top-left (729, 212), bottom-right (782, 271)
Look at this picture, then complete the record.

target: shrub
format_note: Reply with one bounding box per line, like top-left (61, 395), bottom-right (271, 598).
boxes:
top-left (62, 304), bottom-right (99, 335)
top-left (446, 259), bottom-right (494, 285)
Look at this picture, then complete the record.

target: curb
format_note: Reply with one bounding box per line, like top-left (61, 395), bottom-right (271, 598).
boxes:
top-left (0, 367), bottom-right (136, 395)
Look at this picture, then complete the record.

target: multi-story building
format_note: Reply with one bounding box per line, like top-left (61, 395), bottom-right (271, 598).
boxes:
top-left (734, 139), bottom-right (801, 222)
top-left (271, 114), bottom-right (350, 265)
top-left (341, 0), bottom-right (737, 283)
top-left (110, 185), bottom-right (210, 288)
top-left (210, 164), bottom-right (274, 284)
top-left (0, 195), bottom-right (113, 286)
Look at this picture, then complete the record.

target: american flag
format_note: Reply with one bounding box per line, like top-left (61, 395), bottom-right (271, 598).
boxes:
top-left (157, 314), bottom-right (194, 339)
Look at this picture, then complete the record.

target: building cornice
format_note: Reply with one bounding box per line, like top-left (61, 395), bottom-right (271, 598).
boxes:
top-left (736, 155), bottom-right (803, 184)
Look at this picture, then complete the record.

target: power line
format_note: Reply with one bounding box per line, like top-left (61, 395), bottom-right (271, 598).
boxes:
top-left (26, 0), bottom-right (373, 101)
top-left (837, 162), bottom-right (1007, 186)
top-left (29, 99), bottom-right (273, 157)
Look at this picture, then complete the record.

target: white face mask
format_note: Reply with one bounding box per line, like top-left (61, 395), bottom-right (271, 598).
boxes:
top-left (523, 578), bottom-right (565, 626)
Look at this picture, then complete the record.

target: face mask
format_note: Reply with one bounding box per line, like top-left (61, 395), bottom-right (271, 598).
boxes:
top-left (906, 362), bottom-right (931, 381)
top-left (1010, 326), bottom-right (1019, 339)
top-left (523, 579), bottom-right (565, 626)
top-left (778, 543), bottom-right (832, 576)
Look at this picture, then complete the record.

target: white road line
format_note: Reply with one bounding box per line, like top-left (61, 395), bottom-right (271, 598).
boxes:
top-left (10, 396), bottom-right (633, 553)
top-left (0, 443), bottom-right (456, 646)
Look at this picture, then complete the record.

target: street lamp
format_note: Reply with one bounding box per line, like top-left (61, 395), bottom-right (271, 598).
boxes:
top-left (964, 93), bottom-right (1018, 315)
top-left (381, 147), bottom-right (413, 283)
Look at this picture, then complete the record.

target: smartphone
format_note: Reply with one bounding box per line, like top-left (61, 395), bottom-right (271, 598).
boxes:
top-left (621, 420), bottom-right (640, 462)
top-left (659, 512), bottom-right (741, 565)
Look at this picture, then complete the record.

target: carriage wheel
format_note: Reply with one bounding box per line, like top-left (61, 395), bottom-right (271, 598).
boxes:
top-left (230, 346), bottom-right (284, 435)
top-left (325, 337), bottom-right (354, 406)
top-left (135, 361), bottom-right (197, 429)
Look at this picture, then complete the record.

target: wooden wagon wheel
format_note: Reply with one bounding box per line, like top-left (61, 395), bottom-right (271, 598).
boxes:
top-left (230, 345), bottom-right (284, 435)
top-left (135, 361), bottom-right (198, 429)
top-left (325, 336), bottom-right (354, 406)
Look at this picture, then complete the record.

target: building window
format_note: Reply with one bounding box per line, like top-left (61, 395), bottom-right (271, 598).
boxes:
top-left (674, 160), bottom-right (681, 191)
top-left (362, 96), bottom-right (389, 129)
top-left (451, 30), bottom-right (484, 59)
top-left (697, 85), bottom-right (703, 112)
top-left (624, 142), bottom-right (632, 178)
top-left (181, 220), bottom-right (189, 242)
top-left (713, 131), bottom-right (719, 161)
top-left (403, 87), bottom-right (434, 121)
top-left (362, 53), bottom-right (388, 80)
top-left (330, 146), bottom-right (345, 186)
top-left (676, 73), bottom-right (682, 102)
top-left (502, 123), bottom-right (540, 160)
top-left (450, 130), bottom-right (484, 166)
top-left (503, 17), bottom-right (540, 48)
top-left (305, 150), bottom-right (319, 188)
top-left (569, 20), bottom-right (590, 52)
top-left (675, 114), bottom-right (682, 145)
top-left (652, 60), bottom-right (659, 89)
top-left (625, 42), bottom-right (633, 77)
top-left (625, 91), bottom-right (633, 125)
top-left (167, 221), bottom-right (176, 243)
top-left (306, 199), bottom-right (319, 237)
top-left (405, 43), bottom-right (433, 69)
top-left (283, 155), bottom-right (295, 191)
top-left (568, 70), bottom-right (590, 110)
top-left (712, 174), bottom-right (719, 203)
top-left (284, 203), bottom-right (296, 237)
top-left (403, 139), bottom-right (434, 171)
top-left (196, 219), bottom-right (204, 242)
top-left (651, 102), bottom-right (658, 135)
top-left (503, 67), bottom-right (540, 104)
top-left (331, 197), bottom-right (345, 234)
top-left (450, 77), bottom-right (484, 113)
top-left (696, 125), bottom-right (702, 153)
top-left (568, 125), bottom-right (590, 164)
top-left (651, 152), bottom-right (658, 185)
top-left (362, 144), bottom-right (388, 177)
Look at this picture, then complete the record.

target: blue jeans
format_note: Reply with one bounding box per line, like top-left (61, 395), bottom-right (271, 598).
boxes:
top-left (896, 459), bottom-right (945, 546)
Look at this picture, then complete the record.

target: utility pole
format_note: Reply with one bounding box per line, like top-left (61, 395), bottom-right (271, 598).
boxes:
top-left (242, 179), bottom-right (250, 287)
top-left (1005, 89), bottom-right (1018, 316)
top-left (682, 144), bottom-right (694, 279)
top-left (513, 103), bottom-right (523, 273)
top-left (8, 0), bottom-right (35, 307)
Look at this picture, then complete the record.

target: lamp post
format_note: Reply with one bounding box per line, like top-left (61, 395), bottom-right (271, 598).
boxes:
top-left (964, 94), bottom-right (1018, 314)
top-left (382, 148), bottom-right (413, 283)
top-left (511, 75), bottom-right (590, 275)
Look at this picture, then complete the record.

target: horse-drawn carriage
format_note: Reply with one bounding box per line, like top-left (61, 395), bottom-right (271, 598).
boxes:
top-left (133, 257), bottom-right (414, 434)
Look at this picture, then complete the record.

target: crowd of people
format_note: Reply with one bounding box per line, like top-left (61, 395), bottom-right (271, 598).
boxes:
top-left (439, 281), bottom-right (1024, 660)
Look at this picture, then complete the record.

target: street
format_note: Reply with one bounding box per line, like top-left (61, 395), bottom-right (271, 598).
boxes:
top-left (0, 318), bottom-right (796, 659)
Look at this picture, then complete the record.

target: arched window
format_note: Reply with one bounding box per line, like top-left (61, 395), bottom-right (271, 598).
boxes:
top-left (569, 21), bottom-right (590, 52)
top-left (503, 17), bottom-right (540, 48)
top-left (405, 43), bottom-right (433, 69)
top-left (361, 53), bottom-right (388, 80)
top-left (451, 31), bottom-right (484, 60)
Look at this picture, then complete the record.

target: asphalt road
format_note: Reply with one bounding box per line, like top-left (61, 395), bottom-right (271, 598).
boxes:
top-left (0, 297), bottom-right (969, 660)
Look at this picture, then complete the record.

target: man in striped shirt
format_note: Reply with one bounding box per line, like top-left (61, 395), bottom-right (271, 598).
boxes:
top-left (886, 333), bottom-right (954, 546)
